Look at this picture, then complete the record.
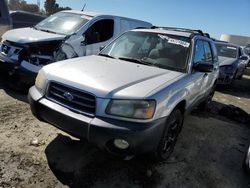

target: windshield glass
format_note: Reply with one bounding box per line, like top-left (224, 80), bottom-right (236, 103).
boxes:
top-left (216, 43), bottom-right (237, 58)
top-left (35, 12), bottom-right (91, 35)
top-left (100, 31), bottom-right (191, 72)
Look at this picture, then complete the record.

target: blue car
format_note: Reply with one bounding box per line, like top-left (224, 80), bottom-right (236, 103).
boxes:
top-left (216, 41), bottom-right (248, 85)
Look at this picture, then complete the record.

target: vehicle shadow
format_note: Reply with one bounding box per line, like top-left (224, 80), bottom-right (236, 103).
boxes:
top-left (192, 100), bottom-right (250, 126)
top-left (45, 134), bottom-right (162, 188)
top-left (216, 76), bottom-right (250, 99)
top-left (0, 79), bottom-right (28, 103)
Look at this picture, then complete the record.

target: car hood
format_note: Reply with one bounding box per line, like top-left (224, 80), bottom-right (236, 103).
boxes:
top-left (44, 55), bottom-right (184, 99)
top-left (218, 56), bottom-right (237, 66)
top-left (2, 27), bottom-right (65, 44)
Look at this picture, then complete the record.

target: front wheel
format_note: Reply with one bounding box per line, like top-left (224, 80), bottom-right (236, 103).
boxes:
top-left (154, 109), bottom-right (183, 161)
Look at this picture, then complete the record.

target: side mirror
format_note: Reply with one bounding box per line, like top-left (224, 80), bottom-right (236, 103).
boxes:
top-left (240, 55), bottom-right (248, 61)
top-left (193, 62), bottom-right (214, 73)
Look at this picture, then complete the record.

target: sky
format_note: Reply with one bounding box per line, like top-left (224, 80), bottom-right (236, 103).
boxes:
top-left (26, 0), bottom-right (250, 39)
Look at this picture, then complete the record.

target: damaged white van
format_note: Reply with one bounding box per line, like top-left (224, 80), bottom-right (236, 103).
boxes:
top-left (0, 10), bottom-right (152, 88)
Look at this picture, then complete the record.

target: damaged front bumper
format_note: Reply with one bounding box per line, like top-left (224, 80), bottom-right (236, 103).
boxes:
top-left (0, 51), bottom-right (20, 78)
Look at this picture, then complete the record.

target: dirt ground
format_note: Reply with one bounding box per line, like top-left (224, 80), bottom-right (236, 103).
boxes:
top-left (0, 75), bottom-right (250, 188)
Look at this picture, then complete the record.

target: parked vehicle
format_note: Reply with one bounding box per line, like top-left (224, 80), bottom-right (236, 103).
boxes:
top-left (244, 45), bottom-right (250, 66)
top-left (28, 27), bottom-right (219, 160)
top-left (0, 10), bottom-right (152, 88)
top-left (10, 10), bottom-right (45, 29)
top-left (215, 41), bottom-right (248, 85)
top-left (0, 0), bottom-right (12, 36)
top-left (243, 146), bottom-right (250, 174)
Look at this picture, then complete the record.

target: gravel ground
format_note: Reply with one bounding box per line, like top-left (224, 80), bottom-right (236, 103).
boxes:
top-left (0, 75), bottom-right (249, 188)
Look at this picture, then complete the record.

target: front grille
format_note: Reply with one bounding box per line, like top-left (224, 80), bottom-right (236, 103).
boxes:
top-left (1, 42), bottom-right (22, 57)
top-left (46, 82), bottom-right (96, 116)
top-left (1, 44), bottom-right (11, 55)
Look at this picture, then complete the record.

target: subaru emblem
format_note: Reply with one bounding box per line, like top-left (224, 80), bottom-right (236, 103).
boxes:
top-left (63, 92), bottom-right (74, 101)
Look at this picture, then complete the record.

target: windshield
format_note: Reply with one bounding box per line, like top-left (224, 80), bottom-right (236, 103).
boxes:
top-left (216, 43), bottom-right (237, 58)
top-left (100, 31), bottom-right (191, 72)
top-left (35, 12), bottom-right (91, 35)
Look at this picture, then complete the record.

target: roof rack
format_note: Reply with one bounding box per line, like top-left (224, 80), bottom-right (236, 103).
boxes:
top-left (151, 26), bottom-right (210, 38)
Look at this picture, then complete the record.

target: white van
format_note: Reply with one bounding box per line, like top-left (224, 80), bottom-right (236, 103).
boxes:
top-left (0, 10), bottom-right (152, 87)
top-left (0, 0), bottom-right (12, 36)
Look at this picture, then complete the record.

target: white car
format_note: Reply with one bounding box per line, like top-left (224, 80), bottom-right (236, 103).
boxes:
top-left (0, 10), bottom-right (152, 88)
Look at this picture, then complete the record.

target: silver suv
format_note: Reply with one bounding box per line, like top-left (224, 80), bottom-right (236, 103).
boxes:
top-left (28, 27), bottom-right (219, 160)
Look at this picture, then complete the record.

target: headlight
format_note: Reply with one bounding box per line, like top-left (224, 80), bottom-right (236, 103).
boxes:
top-left (106, 100), bottom-right (156, 119)
top-left (220, 65), bottom-right (235, 73)
top-left (35, 69), bottom-right (46, 92)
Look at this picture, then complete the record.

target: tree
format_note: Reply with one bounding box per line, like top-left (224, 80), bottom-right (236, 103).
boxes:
top-left (44, 0), bottom-right (57, 15)
top-left (8, 0), bottom-right (39, 13)
top-left (44, 0), bottom-right (72, 15)
top-left (8, 0), bottom-right (22, 10)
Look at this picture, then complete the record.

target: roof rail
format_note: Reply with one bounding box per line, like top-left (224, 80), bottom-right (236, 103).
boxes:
top-left (152, 26), bottom-right (210, 38)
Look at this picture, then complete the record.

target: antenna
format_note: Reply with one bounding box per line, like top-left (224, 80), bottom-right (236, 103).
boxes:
top-left (81, 3), bottom-right (86, 11)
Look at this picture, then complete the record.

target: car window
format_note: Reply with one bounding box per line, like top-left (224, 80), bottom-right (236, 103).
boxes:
top-left (211, 43), bottom-right (218, 62)
top-left (85, 19), bottom-right (114, 45)
top-left (216, 43), bottom-right (237, 58)
top-left (238, 48), bottom-right (242, 58)
top-left (203, 41), bottom-right (213, 64)
top-left (35, 12), bottom-right (91, 35)
top-left (194, 40), bottom-right (206, 64)
top-left (100, 31), bottom-right (191, 72)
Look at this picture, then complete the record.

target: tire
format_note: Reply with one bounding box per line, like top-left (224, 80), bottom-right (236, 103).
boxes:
top-left (198, 84), bottom-right (215, 111)
top-left (243, 147), bottom-right (250, 174)
top-left (154, 109), bottom-right (183, 161)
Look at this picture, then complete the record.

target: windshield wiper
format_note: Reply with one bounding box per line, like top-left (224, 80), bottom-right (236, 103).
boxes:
top-left (38, 28), bottom-right (58, 34)
top-left (118, 57), bottom-right (157, 67)
top-left (98, 54), bottom-right (115, 59)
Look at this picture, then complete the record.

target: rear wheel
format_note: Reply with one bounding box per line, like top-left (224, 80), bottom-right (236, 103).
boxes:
top-left (154, 109), bottom-right (183, 161)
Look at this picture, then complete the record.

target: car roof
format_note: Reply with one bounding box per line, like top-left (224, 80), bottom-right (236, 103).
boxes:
top-left (133, 28), bottom-right (210, 39)
top-left (61, 10), bottom-right (101, 17)
top-left (215, 41), bottom-right (240, 48)
top-left (10, 10), bottom-right (46, 18)
top-left (61, 10), bottom-right (152, 25)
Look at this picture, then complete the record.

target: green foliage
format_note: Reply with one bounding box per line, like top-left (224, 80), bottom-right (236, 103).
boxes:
top-left (8, 0), bottom-right (39, 13)
top-left (44, 0), bottom-right (72, 15)
top-left (8, 0), bottom-right (71, 15)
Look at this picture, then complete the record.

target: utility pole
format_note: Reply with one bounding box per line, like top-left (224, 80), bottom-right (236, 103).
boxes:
top-left (37, 0), bottom-right (40, 10)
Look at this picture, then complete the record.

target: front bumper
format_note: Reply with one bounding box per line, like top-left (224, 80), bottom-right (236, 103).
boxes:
top-left (0, 52), bottom-right (19, 75)
top-left (28, 86), bottom-right (166, 156)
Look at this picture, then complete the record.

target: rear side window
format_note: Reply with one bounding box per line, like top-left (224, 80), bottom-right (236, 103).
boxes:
top-left (85, 19), bottom-right (114, 45)
top-left (194, 40), bottom-right (215, 64)
top-left (194, 40), bottom-right (206, 63)
top-left (203, 41), bottom-right (213, 64)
